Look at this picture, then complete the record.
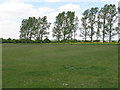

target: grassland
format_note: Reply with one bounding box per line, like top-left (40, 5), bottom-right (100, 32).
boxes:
top-left (2, 44), bottom-right (118, 88)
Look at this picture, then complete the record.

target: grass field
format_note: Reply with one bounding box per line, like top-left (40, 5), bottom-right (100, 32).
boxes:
top-left (2, 44), bottom-right (118, 88)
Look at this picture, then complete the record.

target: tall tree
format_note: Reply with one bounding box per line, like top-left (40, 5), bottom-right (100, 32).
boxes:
top-left (29, 17), bottom-right (37, 40)
top-left (115, 27), bottom-right (120, 42)
top-left (118, 4), bottom-right (120, 42)
top-left (36, 16), bottom-right (51, 42)
top-left (20, 19), bottom-right (28, 40)
top-left (88, 7), bottom-right (98, 42)
top-left (96, 11), bottom-right (102, 41)
top-left (107, 4), bottom-right (117, 42)
top-left (61, 12), bottom-right (69, 43)
top-left (52, 14), bottom-right (62, 44)
top-left (80, 9), bottom-right (89, 41)
top-left (99, 4), bottom-right (109, 43)
top-left (20, 17), bottom-right (37, 40)
top-left (66, 11), bottom-right (75, 41)
top-left (36, 17), bottom-right (42, 40)
top-left (73, 16), bottom-right (79, 40)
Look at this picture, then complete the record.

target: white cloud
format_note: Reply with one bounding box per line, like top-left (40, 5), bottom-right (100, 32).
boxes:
top-left (0, 0), bottom-right (34, 21)
top-left (45, 0), bottom-right (60, 2)
top-left (45, 0), bottom-right (118, 2)
top-left (101, 0), bottom-right (108, 2)
top-left (20, 0), bottom-right (118, 2)
top-left (0, 21), bottom-right (20, 39)
top-left (0, 0), bottom-right (58, 39)
top-left (58, 3), bottom-right (80, 12)
top-left (2, 0), bottom-right (118, 2)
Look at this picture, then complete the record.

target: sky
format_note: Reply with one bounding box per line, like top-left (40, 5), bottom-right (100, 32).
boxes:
top-left (0, 0), bottom-right (119, 40)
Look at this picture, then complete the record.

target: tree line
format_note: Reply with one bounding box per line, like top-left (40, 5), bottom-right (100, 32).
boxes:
top-left (19, 4), bottom-right (119, 43)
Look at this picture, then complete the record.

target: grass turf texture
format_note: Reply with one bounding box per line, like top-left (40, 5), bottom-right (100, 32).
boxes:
top-left (2, 44), bottom-right (118, 88)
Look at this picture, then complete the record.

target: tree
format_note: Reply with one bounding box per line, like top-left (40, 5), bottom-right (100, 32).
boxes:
top-left (73, 16), bottom-right (79, 40)
top-left (80, 9), bottom-right (89, 41)
top-left (66, 11), bottom-right (75, 41)
top-left (52, 14), bottom-right (62, 44)
top-left (20, 16), bottom-right (50, 43)
top-left (115, 27), bottom-right (120, 43)
top-left (53, 11), bottom-right (78, 43)
top-left (61, 12), bottom-right (69, 43)
top-left (28, 17), bottom-right (37, 40)
top-left (36, 16), bottom-right (51, 42)
top-left (20, 17), bottom-right (37, 41)
top-left (36, 17), bottom-right (42, 40)
top-left (99, 4), bottom-right (109, 43)
top-left (88, 7), bottom-right (98, 42)
top-left (20, 19), bottom-right (29, 40)
top-left (106, 4), bottom-right (117, 42)
top-left (96, 11), bottom-right (102, 41)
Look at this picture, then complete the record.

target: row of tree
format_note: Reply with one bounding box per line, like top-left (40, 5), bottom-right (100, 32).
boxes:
top-left (53, 11), bottom-right (79, 43)
top-left (80, 4), bottom-right (118, 43)
top-left (20, 4), bottom-right (120, 43)
top-left (20, 16), bottom-right (51, 41)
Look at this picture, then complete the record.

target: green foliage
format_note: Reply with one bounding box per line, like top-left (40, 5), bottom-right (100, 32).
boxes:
top-left (80, 9), bottom-right (89, 41)
top-left (93, 40), bottom-right (100, 42)
top-left (88, 7), bottom-right (99, 42)
top-left (20, 16), bottom-right (51, 42)
top-left (43, 38), bottom-right (51, 43)
top-left (53, 11), bottom-right (79, 43)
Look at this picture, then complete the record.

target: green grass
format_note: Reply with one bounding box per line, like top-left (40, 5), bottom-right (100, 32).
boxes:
top-left (48, 42), bottom-right (119, 45)
top-left (2, 44), bottom-right (118, 88)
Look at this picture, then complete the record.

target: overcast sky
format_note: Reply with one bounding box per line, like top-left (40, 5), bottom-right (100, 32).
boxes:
top-left (0, 0), bottom-right (119, 40)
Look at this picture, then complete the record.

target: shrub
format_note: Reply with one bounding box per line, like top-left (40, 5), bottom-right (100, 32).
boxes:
top-left (93, 40), bottom-right (100, 42)
top-left (43, 38), bottom-right (51, 43)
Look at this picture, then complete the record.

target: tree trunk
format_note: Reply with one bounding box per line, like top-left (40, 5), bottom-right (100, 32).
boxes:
top-left (96, 30), bottom-right (98, 41)
top-left (91, 25), bottom-right (93, 43)
top-left (40, 35), bottom-right (42, 43)
top-left (63, 35), bottom-right (65, 43)
top-left (85, 29), bottom-right (86, 41)
top-left (70, 32), bottom-right (72, 41)
top-left (109, 30), bottom-right (112, 43)
top-left (74, 32), bottom-right (75, 40)
top-left (103, 17), bottom-right (105, 43)
top-left (58, 37), bottom-right (60, 44)
top-left (109, 19), bottom-right (112, 43)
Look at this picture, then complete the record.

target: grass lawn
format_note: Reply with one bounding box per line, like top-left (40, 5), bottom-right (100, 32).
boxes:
top-left (2, 44), bottom-right (118, 88)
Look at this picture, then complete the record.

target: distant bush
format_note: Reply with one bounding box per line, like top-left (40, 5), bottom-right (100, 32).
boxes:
top-left (83, 40), bottom-right (91, 42)
top-left (112, 40), bottom-right (116, 42)
top-left (93, 40), bottom-right (100, 42)
top-left (43, 38), bottom-right (51, 43)
top-left (35, 40), bottom-right (42, 43)
top-left (50, 40), bottom-right (58, 43)
top-left (60, 39), bottom-right (68, 43)
top-left (70, 39), bottom-right (77, 42)
top-left (20, 39), bottom-right (33, 43)
top-left (77, 40), bottom-right (82, 42)
top-left (1, 38), bottom-right (118, 44)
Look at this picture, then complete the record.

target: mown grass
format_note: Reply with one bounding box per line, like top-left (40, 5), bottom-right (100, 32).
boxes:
top-left (2, 44), bottom-right (118, 88)
top-left (48, 42), bottom-right (119, 45)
